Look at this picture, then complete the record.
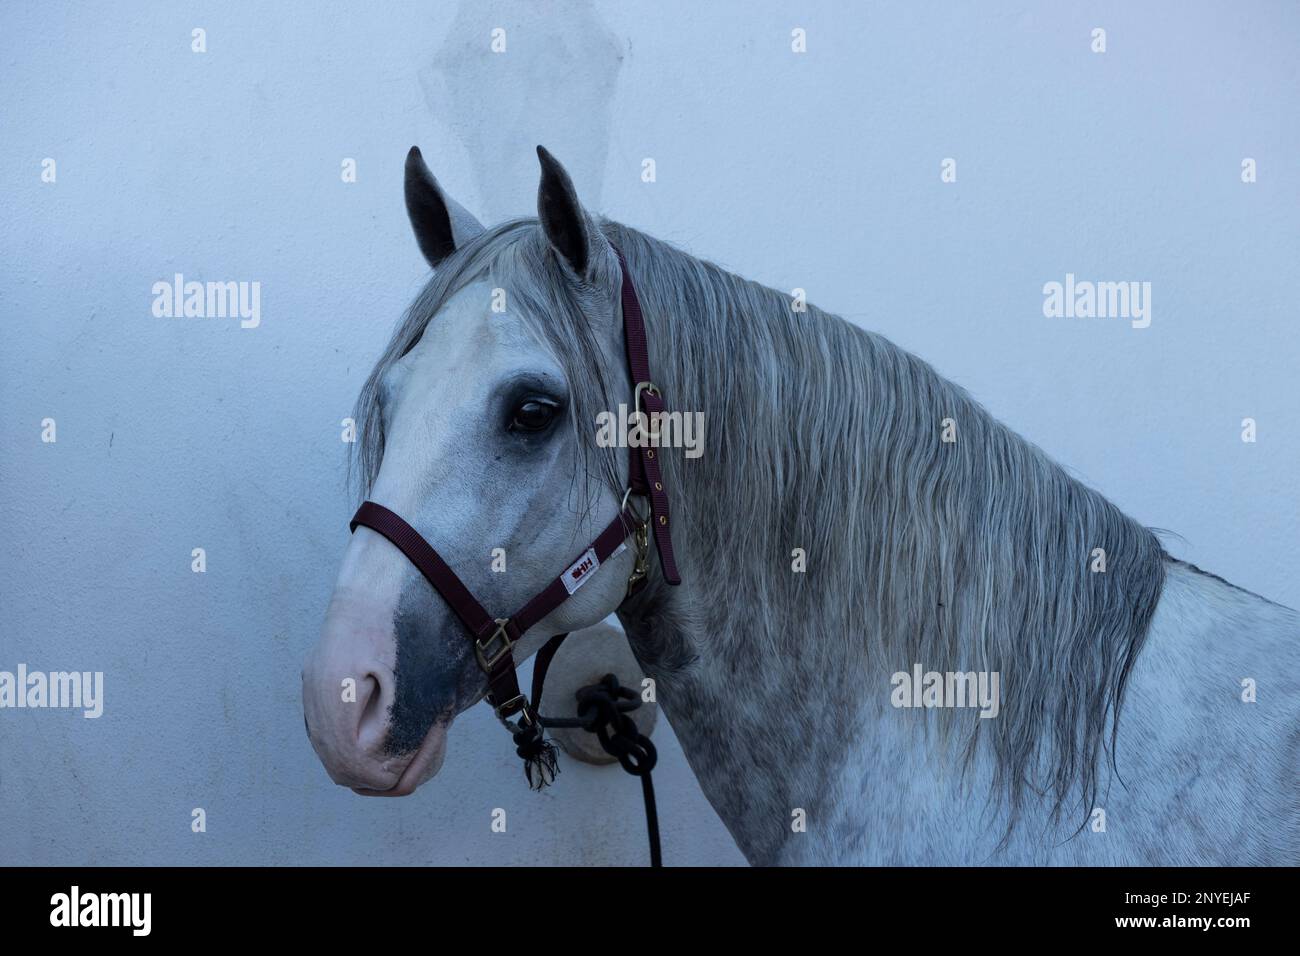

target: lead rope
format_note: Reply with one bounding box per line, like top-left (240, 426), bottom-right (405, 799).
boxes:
top-left (515, 628), bottom-right (662, 867)
top-left (534, 675), bottom-right (661, 868)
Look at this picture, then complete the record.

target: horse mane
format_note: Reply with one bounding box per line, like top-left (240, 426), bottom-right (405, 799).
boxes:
top-left (355, 216), bottom-right (1168, 830)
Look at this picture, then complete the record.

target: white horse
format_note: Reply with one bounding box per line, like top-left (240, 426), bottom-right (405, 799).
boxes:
top-left (303, 146), bottom-right (1299, 865)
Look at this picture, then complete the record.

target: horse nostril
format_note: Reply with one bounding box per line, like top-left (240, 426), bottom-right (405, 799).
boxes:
top-left (356, 673), bottom-right (388, 749)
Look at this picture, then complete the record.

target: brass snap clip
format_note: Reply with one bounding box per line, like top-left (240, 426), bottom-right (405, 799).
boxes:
top-left (621, 487), bottom-right (651, 595)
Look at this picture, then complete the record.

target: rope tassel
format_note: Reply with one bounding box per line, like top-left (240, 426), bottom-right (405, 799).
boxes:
top-left (513, 722), bottom-right (560, 790)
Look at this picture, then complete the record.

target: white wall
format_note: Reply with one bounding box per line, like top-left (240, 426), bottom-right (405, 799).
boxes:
top-left (1, 1), bottom-right (1295, 865)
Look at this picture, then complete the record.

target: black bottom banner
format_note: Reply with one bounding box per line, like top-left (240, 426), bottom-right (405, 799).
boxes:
top-left (0, 865), bottom-right (1284, 942)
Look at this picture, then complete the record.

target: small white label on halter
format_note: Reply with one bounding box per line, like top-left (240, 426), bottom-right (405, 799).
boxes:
top-left (563, 548), bottom-right (601, 594)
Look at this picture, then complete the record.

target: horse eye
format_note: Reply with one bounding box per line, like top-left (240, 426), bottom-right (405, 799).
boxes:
top-left (509, 398), bottom-right (559, 433)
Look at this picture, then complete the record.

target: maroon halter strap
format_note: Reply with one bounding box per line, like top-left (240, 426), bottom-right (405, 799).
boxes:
top-left (350, 500), bottom-right (641, 720)
top-left (615, 246), bottom-right (680, 585)
top-left (348, 243), bottom-right (680, 734)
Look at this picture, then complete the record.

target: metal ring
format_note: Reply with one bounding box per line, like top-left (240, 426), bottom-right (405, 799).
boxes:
top-left (620, 486), bottom-right (650, 524)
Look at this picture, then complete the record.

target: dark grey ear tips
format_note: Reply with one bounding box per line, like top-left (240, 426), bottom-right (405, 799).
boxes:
top-left (405, 146), bottom-right (457, 267)
top-left (403, 147), bottom-right (486, 268)
top-left (536, 145), bottom-right (591, 276)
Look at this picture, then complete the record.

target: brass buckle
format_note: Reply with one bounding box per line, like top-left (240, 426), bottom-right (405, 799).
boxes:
top-left (475, 618), bottom-right (514, 671)
top-left (633, 381), bottom-right (661, 440)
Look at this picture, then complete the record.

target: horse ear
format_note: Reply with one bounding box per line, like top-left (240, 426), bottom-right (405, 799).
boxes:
top-left (404, 146), bottom-right (484, 268)
top-left (536, 145), bottom-right (602, 278)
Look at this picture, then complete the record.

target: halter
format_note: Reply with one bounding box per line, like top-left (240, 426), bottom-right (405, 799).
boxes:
top-left (348, 246), bottom-right (681, 863)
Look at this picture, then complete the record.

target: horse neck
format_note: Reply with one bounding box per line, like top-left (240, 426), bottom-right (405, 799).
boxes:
top-left (609, 233), bottom-right (1166, 862)
top-left (611, 246), bottom-right (890, 862)
top-left (617, 558), bottom-right (871, 864)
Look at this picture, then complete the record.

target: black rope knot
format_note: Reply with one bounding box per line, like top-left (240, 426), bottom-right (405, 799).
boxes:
top-left (575, 674), bottom-right (658, 776)
top-left (530, 670), bottom-right (663, 866)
